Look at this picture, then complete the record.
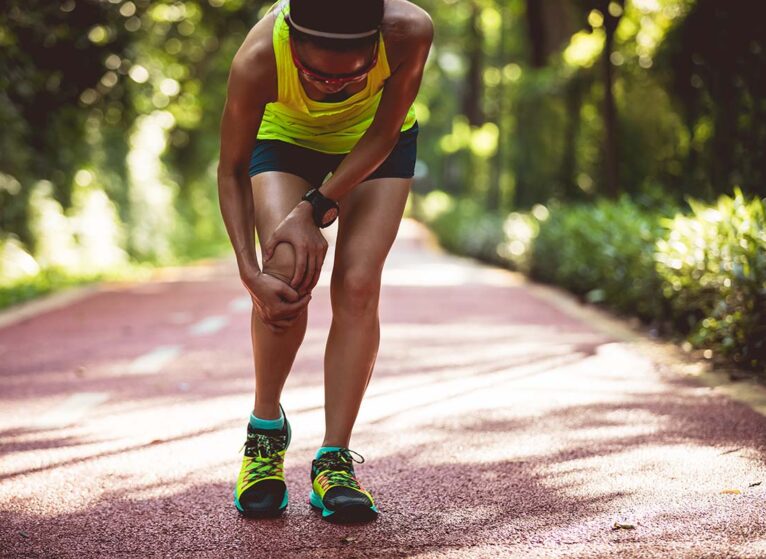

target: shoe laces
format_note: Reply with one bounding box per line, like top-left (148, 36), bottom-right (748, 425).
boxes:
top-left (239, 429), bottom-right (286, 481)
top-left (314, 448), bottom-right (366, 490)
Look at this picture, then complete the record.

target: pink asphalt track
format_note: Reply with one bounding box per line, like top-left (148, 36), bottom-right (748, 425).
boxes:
top-left (1, 219), bottom-right (765, 558)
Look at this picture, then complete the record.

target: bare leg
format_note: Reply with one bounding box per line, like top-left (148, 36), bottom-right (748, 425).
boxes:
top-left (322, 177), bottom-right (411, 447)
top-left (249, 171), bottom-right (314, 419)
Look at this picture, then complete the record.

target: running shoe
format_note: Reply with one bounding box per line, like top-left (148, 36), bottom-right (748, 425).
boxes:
top-left (308, 447), bottom-right (379, 523)
top-left (233, 403), bottom-right (291, 518)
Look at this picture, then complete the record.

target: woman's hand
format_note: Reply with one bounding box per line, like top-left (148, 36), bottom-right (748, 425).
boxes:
top-left (240, 269), bottom-right (311, 334)
top-left (260, 201), bottom-right (329, 294)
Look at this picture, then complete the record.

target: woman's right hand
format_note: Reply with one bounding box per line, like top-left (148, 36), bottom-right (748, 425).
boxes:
top-left (241, 270), bottom-right (312, 334)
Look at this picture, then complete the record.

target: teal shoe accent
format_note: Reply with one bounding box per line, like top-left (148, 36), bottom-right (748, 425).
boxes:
top-left (250, 406), bottom-right (285, 430)
top-left (309, 489), bottom-right (334, 518)
top-left (286, 415), bottom-right (292, 448)
top-left (315, 445), bottom-right (343, 460)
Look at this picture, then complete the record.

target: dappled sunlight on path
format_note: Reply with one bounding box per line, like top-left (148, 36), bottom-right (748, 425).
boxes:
top-left (1, 219), bottom-right (765, 558)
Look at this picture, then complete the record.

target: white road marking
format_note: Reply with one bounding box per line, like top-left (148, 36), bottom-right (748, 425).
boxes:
top-left (228, 296), bottom-right (251, 313)
top-left (188, 315), bottom-right (228, 336)
top-left (127, 345), bottom-right (181, 374)
top-left (32, 392), bottom-right (110, 428)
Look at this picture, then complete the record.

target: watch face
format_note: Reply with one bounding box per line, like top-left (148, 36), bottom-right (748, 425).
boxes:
top-left (322, 207), bottom-right (338, 225)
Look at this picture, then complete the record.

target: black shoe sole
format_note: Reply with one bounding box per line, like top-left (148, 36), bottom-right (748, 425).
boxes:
top-left (235, 505), bottom-right (287, 519)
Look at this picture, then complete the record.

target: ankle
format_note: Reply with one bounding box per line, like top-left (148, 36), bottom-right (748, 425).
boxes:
top-left (250, 403), bottom-right (285, 430)
top-left (252, 401), bottom-right (280, 420)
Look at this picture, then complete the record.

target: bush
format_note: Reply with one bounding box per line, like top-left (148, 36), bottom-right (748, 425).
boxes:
top-left (529, 197), bottom-right (670, 321)
top-left (422, 191), bottom-right (507, 265)
top-left (655, 188), bottom-right (766, 368)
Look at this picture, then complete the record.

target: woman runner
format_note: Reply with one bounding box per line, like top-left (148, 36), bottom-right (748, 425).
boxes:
top-left (217, 0), bottom-right (433, 522)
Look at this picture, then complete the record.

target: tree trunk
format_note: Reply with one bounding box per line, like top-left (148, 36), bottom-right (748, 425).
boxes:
top-left (561, 73), bottom-right (585, 200)
top-left (602, 27), bottom-right (619, 198)
top-left (487, 3), bottom-right (509, 212)
top-left (461, 0), bottom-right (484, 126)
top-left (601, 0), bottom-right (624, 198)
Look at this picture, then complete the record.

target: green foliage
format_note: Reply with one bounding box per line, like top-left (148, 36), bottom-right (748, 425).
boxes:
top-left (0, 232), bottom-right (229, 312)
top-left (0, 266), bottom-right (103, 310)
top-left (496, 209), bottom-right (541, 273)
top-left (421, 191), bottom-right (507, 265)
top-left (656, 0), bottom-right (766, 198)
top-left (412, 0), bottom-right (763, 212)
top-left (656, 189), bottom-right (766, 368)
top-left (3, 0), bottom-right (765, 330)
top-left (0, 261), bottom-right (151, 311)
top-left (1, 1), bottom-right (123, 247)
top-left (0, 0), bottom-right (258, 295)
top-left (414, 190), bottom-right (766, 373)
top-left (530, 197), bottom-right (669, 320)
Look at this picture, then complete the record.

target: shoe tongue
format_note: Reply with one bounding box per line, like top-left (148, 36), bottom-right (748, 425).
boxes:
top-left (320, 450), bottom-right (353, 471)
top-left (245, 430), bottom-right (285, 457)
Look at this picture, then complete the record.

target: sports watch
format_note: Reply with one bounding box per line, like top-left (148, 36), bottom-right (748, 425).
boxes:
top-left (302, 187), bottom-right (339, 228)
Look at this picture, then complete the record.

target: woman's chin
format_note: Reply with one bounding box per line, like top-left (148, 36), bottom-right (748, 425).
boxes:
top-left (318, 85), bottom-right (345, 94)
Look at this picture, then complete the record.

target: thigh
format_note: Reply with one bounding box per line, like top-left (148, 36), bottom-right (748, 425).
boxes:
top-left (251, 171), bottom-right (313, 286)
top-left (331, 176), bottom-right (412, 279)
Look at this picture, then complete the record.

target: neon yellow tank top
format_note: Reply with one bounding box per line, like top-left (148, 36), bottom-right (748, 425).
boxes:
top-left (256, 0), bottom-right (418, 154)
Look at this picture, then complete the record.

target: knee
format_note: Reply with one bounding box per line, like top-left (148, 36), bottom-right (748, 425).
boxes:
top-left (262, 242), bottom-right (300, 291)
top-left (331, 268), bottom-right (381, 316)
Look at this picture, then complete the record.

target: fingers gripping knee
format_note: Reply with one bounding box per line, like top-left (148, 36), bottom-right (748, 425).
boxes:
top-left (262, 241), bottom-right (306, 294)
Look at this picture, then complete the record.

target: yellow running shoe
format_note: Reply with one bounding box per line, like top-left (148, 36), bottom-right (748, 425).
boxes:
top-left (233, 403), bottom-right (291, 518)
top-left (309, 448), bottom-right (379, 523)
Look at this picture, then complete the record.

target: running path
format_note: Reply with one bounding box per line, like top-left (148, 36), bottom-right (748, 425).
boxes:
top-left (1, 218), bottom-right (765, 559)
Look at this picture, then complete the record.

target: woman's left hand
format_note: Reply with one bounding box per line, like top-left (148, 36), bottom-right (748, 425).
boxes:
top-left (261, 201), bottom-right (328, 295)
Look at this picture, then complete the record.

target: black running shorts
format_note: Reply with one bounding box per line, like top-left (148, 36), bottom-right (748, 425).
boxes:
top-left (248, 121), bottom-right (418, 186)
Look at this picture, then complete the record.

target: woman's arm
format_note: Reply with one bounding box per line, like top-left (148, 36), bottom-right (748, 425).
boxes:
top-left (316, 10), bottom-right (434, 202)
top-left (218, 31), bottom-right (313, 332)
top-left (217, 27), bottom-right (276, 278)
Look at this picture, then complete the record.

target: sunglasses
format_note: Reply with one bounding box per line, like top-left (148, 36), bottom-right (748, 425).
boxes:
top-left (288, 33), bottom-right (379, 86)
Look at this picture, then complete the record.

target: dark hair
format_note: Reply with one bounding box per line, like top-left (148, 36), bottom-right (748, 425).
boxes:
top-left (287, 0), bottom-right (382, 52)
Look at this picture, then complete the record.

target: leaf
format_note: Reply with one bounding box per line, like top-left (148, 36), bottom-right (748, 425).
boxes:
top-left (612, 522), bottom-right (636, 531)
top-left (720, 488), bottom-right (742, 495)
top-left (340, 535), bottom-right (356, 544)
top-left (586, 288), bottom-right (606, 303)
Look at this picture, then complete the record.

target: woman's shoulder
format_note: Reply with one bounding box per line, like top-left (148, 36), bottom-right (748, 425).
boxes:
top-left (381, 0), bottom-right (434, 74)
top-left (230, 6), bottom-right (280, 104)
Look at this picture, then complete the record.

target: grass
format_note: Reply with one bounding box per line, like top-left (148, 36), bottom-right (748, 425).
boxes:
top-left (0, 237), bottom-right (232, 313)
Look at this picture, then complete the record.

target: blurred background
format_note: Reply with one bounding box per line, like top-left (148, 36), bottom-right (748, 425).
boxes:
top-left (0, 0), bottom-right (764, 370)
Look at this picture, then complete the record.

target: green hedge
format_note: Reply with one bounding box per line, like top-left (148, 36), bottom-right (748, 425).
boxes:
top-left (415, 189), bottom-right (766, 372)
top-left (530, 197), bottom-right (669, 322)
top-left (655, 191), bottom-right (766, 367)
top-left (0, 234), bottom-right (231, 312)
top-left (423, 194), bottom-right (507, 265)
